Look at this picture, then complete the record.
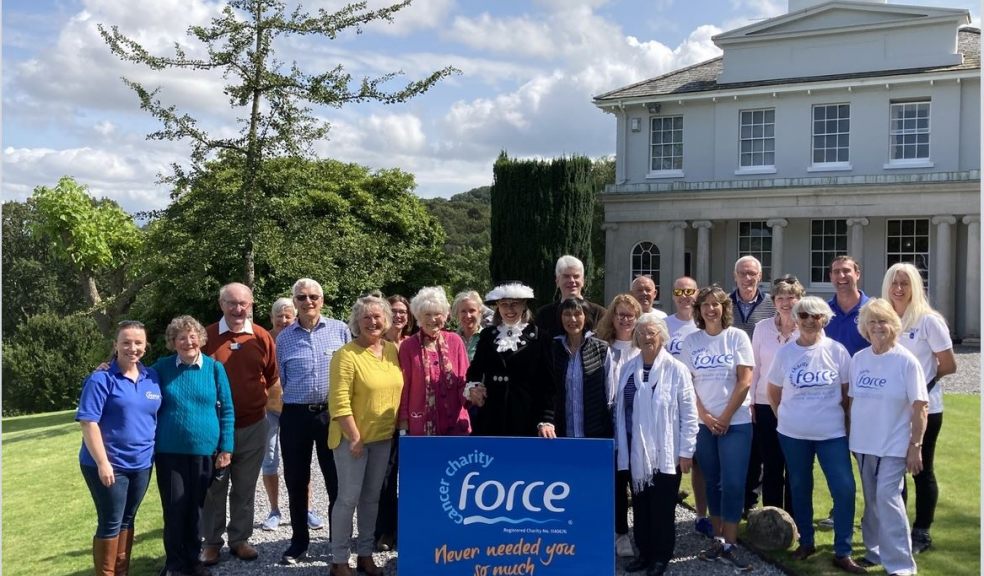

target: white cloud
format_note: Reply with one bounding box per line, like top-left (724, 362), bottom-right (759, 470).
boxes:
top-left (361, 113), bottom-right (427, 154)
top-left (447, 13), bottom-right (557, 58)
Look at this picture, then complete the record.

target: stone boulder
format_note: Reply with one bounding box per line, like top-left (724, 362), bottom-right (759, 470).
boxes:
top-left (745, 506), bottom-right (798, 551)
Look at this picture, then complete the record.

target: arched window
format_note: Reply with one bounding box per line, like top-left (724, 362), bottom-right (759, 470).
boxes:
top-left (630, 242), bottom-right (660, 299)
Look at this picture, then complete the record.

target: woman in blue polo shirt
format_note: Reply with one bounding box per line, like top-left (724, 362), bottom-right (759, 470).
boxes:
top-left (77, 320), bottom-right (162, 576)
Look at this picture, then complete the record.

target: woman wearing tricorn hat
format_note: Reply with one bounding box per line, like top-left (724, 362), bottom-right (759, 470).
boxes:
top-left (466, 282), bottom-right (549, 437)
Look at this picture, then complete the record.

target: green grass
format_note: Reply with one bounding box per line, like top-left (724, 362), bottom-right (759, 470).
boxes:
top-left (732, 394), bottom-right (981, 576)
top-left (1, 411), bottom-right (165, 576)
top-left (2, 398), bottom-right (979, 575)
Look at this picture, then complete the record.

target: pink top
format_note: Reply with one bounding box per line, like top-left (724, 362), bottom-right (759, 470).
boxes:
top-left (398, 330), bottom-right (471, 436)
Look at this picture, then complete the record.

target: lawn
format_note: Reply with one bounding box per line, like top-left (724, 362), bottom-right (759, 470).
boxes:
top-left (2, 397), bottom-right (979, 575)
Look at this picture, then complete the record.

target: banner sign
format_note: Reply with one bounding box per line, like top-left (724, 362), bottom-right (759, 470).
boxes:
top-left (399, 436), bottom-right (615, 576)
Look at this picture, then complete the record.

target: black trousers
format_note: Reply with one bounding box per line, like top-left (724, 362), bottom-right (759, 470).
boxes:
top-left (912, 411), bottom-right (943, 530)
top-left (615, 469), bottom-right (631, 535)
top-left (752, 404), bottom-right (793, 512)
top-left (280, 404), bottom-right (338, 550)
top-left (374, 434), bottom-right (399, 541)
top-left (156, 452), bottom-right (212, 573)
top-left (632, 470), bottom-right (682, 565)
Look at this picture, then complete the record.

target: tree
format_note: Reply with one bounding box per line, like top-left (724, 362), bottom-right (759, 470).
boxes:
top-left (135, 155), bottom-right (448, 332)
top-left (99, 0), bottom-right (458, 287)
top-left (29, 177), bottom-right (151, 337)
top-left (1, 200), bottom-right (86, 337)
top-left (421, 186), bottom-right (491, 296)
top-left (2, 313), bottom-right (110, 416)
top-left (588, 156), bottom-right (615, 303)
top-left (489, 153), bottom-right (595, 308)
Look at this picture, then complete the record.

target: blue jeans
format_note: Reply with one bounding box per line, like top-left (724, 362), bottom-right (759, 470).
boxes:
top-left (779, 434), bottom-right (855, 557)
top-left (695, 423), bottom-right (752, 523)
top-left (80, 464), bottom-right (152, 538)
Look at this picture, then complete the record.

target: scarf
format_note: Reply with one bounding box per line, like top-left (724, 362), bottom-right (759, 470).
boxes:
top-left (494, 322), bottom-right (528, 353)
top-left (418, 330), bottom-right (455, 436)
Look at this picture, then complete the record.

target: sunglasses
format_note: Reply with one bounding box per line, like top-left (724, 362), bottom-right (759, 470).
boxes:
top-left (797, 312), bottom-right (823, 320)
top-left (294, 294), bottom-right (322, 302)
top-left (773, 275), bottom-right (800, 286)
top-left (673, 288), bottom-right (698, 297)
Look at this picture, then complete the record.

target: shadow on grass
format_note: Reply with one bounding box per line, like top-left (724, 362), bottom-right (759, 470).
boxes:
top-left (1, 411), bottom-right (75, 434)
top-left (56, 529), bottom-right (165, 576)
top-left (2, 425), bottom-right (78, 445)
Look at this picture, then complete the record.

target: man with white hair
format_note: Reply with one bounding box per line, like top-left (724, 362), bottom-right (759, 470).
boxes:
top-left (730, 256), bottom-right (776, 339)
top-left (535, 255), bottom-right (607, 338)
top-left (630, 275), bottom-right (667, 318)
top-left (275, 278), bottom-right (352, 565)
top-left (201, 282), bottom-right (279, 565)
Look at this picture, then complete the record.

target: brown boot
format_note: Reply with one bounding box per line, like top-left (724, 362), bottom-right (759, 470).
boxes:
top-left (356, 555), bottom-right (383, 576)
top-left (93, 536), bottom-right (119, 576)
top-left (331, 562), bottom-right (355, 576)
top-left (115, 529), bottom-right (133, 576)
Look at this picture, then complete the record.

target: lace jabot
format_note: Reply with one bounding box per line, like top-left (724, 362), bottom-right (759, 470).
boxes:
top-left (494, 323), bottom-right (528, 353)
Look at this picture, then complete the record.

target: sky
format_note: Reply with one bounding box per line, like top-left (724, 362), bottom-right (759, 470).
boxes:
top-left (3, 0), bottom-right (980, 214)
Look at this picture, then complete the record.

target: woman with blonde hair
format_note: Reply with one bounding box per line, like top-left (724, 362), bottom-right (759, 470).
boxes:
top-left (849, 298), bottom-right (928, 575)
top-left (881, 262), bottom-right (956, 553)
top-left (452, 290), bottom-right (485, 360)
top-left (597, 293), bottom-right (642, 557)
top-left (328, 295), bottom-right (404, 576)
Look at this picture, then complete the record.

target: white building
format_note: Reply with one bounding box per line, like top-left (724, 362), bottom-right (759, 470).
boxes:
top-left (593, 0), bottom-right (980, 339)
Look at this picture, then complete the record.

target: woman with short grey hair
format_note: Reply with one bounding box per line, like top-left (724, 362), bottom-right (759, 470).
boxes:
top-left (767, 296), bottom-right (862, 573)
top-left (847, 298), bottom-right (928, 576)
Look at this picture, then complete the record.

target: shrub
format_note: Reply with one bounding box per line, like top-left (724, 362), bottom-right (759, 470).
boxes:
top-left (2, 313), bottom-right (111, 416)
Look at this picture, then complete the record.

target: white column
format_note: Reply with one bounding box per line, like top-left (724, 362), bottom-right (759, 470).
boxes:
top-left (931, 215), bottom-right (956, 327)
top-left (692, 220), bottom-right (713, 287)
top-left (963, 215), bottom-right (980, 339)
top-left (671, 221), bottom-right (688, 280)
top-left (846, 217), bottom-right (869, 260)
top-left (767, 218), bottom-right (788, 279)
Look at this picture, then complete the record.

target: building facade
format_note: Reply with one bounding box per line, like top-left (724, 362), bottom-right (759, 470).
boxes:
top-left (594, 0), bottom-right (980, 339)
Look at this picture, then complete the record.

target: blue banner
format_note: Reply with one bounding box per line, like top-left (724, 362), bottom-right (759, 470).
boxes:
top-left (399, 436), bottom-right (615, 576)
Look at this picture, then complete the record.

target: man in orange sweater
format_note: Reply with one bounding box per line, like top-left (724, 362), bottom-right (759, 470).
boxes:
top-left (200, 282), bottom-right (279, 565)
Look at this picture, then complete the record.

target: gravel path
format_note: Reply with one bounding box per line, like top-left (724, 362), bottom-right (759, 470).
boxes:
top-left (204, 343), bottom-right (979, 575)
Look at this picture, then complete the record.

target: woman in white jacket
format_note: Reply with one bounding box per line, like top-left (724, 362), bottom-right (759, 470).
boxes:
top-left (615, 312), bottom-right (698, 576)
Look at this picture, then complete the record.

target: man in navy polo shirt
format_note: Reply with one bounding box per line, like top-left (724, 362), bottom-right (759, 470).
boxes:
top-left (826, 255), bottom-right (870, 356)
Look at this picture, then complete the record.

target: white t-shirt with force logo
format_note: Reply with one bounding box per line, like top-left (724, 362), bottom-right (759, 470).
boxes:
top-left (664, 315), bottom-right (699, 358)
top-left (768, 337), bottom-right (851, 441)
top-left (897, 314), bottom-right (952, 415)
top-left (848, 344), bottom-right (928, 458)
top-left (681, 327), bottom-right (754, 425)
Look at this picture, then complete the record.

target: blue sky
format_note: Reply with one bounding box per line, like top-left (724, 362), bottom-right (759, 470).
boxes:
top-left (3, 0), bottom-right (980, 213)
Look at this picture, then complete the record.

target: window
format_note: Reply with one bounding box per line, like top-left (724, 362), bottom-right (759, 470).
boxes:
top-left (738, 221), bottom-right (772, 281)
top-left (650, 116), bottom-right (683, 173)
top-left (812, 104), bottom-right (850, 165)
top-left (886, 219), bottom-right (930, 286)
top-left (631, 242), bottom-right (661, 298)
top-left (810, 219), bottom-right (847, 284)
top-left (739, 108), bottom-right (775, 168)
top-left (889, 101), bottom-right (930, 162)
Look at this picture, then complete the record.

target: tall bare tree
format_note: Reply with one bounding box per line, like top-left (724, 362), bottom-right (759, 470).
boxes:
top-left (100, 0), bottom-right (457, 286)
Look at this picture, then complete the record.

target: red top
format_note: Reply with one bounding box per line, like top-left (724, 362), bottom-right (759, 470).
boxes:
top-left (205, 321), bottom-right (279, 428)
top-left (399, 330), bottom-right (471, 436)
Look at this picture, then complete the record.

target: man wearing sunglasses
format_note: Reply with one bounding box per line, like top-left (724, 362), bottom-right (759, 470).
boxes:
top-left (275, 278), bottom-right (352, 565)
top-left (730, 256), bottom-right (776, 339)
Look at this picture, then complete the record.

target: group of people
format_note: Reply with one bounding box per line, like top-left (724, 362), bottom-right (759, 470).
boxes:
top-left (75, 252), bottom-right (954, 576)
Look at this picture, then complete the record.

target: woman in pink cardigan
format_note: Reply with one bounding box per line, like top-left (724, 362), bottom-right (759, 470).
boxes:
top-left (399, 286), bottom-right (472, 436)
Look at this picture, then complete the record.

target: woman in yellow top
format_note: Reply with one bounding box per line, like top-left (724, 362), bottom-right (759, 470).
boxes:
top-left (328, 294), bottom-right (404, 576)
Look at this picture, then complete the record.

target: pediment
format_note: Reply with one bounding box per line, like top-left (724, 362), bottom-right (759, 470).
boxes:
top-left (715, 1), bottom-right (969, 44)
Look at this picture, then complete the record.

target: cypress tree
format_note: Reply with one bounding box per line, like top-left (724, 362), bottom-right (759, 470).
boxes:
top-left (489, 152), bottom-right (595, 308)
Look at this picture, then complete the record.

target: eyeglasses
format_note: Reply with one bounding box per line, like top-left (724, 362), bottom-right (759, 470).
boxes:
top-left (392, 309), bottom-right (408, 316)
top-left (673, 288), bottom-right (698, 297)
top-left (616, 313), bottom-right (636, 321)
top-left (294, 294), bottom-right (321, 302)
top-left (117, 320), bottom-right (145, 329)
top-left (796, 312), bottom-right (823, 320)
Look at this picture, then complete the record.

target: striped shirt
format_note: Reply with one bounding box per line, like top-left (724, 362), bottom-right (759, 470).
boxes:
top-left (276, 316), bottom-right (351, 404)
top-left (623, 364), bottom-right (652, 450)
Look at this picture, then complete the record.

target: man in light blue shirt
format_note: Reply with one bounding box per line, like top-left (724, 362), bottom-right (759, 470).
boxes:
top-left (276, 278), bottom-right (351, 565)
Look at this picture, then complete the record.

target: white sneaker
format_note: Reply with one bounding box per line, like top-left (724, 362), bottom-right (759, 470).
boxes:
top-left (262, 510), bottom-right (281, 531)
top-left (615, 533), bottom-right (634, 557)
